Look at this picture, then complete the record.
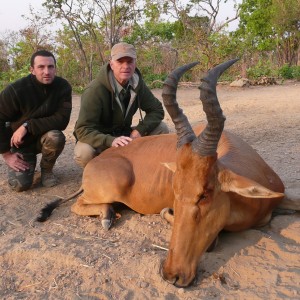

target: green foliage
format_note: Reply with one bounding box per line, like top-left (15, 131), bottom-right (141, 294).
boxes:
top-left (0, 64), bottom-right (30, 90)
top-left (292, 67), bottom-right (300, 81)
top-left (143, 0), bottom-right (161, 21)
top-left (278, 65), bottom-right (300, 80)
top-left (72, 85), bottom-right (86, 94)
top-left (246, 59), bottom-right (275, 79)
top-left (1, 0), bottom-right (299, 91)
top-left (137, 46), bottom-right (168, 87)
top-left (235, 0), bottom-right (300, 66)
top-left (236, 0), bottom-right (275, 51)
top-left (278, 64), bottom-right (294, 79)
top-left (208, 33), bottom-right (239, 61)
top-left (125, 21), bottom-right (178, 44)
top-left (271, 0), bottom-right (300, 35)
top-left (142, 71), bottom-right (168, 88)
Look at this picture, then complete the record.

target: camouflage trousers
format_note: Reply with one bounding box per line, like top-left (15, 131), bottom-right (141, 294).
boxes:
top-left (8, 130), bottom-right (66, 192)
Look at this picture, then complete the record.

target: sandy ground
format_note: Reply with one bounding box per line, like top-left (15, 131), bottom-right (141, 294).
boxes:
top-left (0, 80), bottom-right (299, 299)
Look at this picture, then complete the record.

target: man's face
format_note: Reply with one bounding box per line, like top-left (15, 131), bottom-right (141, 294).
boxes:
top-left (110, 57), bottom-right (136, 86)
top-left (30, 56), bottom-right (56, 84)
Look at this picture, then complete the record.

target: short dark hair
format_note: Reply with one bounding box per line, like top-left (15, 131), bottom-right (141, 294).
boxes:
top-left (30, 50), bottom-right (56, 67)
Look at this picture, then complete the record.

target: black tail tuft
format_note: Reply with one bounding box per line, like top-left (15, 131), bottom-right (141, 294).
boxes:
top-left (36, 198), bottom-right (62, 222)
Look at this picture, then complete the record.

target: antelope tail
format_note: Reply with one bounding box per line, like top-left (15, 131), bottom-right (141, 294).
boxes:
top-left (36, 187), bottom-right (83, 222)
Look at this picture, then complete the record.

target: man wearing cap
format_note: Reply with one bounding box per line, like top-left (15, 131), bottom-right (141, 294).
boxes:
top-left (73, 42), bottom-right (169, 168)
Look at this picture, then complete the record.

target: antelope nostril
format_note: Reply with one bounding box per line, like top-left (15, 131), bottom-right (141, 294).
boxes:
top-left (168, 208), bottom-right (174, 215)
top-left (159, 261), bottom-right (179, 285)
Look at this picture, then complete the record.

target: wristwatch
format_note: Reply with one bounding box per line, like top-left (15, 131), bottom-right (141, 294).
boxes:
top-left (22, 122), bottom-right (29, 129)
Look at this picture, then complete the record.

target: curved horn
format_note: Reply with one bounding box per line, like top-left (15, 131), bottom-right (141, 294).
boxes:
top-left (192, 59), bottom-right (239, 156)
top-left (162, 62), bottom-right (199, 148)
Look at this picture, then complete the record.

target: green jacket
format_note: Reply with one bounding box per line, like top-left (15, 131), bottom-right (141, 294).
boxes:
top-left (0, 74), bottom-right (72, 153)
top-left (74, 62), bottom-right (164, 148)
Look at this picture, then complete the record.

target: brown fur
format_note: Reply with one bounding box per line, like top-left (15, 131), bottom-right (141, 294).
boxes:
top-left (71, 123), bottom-right (284, 287)
top-left (72, 124), bottom-right (283, 218)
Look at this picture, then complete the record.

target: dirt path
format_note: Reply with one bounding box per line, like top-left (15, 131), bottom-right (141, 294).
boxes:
top-left (0, 81), bottom-right (299, 299)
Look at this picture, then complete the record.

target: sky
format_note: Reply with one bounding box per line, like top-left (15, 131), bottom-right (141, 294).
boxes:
top-left (0, 0), bottom-right (240, 34)
top-left (0, 0), bottom-right (44, 33)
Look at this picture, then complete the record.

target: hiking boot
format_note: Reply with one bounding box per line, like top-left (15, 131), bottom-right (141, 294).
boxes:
top-left (41, 169), bottom-right (58, 187)
top-left (7, 152), bottom-right (36, 192)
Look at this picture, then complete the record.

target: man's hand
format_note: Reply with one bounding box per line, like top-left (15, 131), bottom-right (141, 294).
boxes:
top-left (130, 129), bottom-right (141, 139)
top-left (112, 136), bottom-right (133, 147)
top-left (2, 151), bottom-right (30, 172)
top-left (10, 125), bottom-right (27, 148)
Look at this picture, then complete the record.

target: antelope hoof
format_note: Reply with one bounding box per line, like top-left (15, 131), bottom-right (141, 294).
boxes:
top-left (101, 206), bottom-right (115, 231)
top-left (101, 218), bottom-right (113, 231)
top-left (160, 207), bottom-right (168, 219)
top-left (160, 207), bottom-right (174, 225)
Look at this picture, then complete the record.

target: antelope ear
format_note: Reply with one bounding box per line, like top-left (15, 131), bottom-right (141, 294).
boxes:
top-left (161, 162), bottom-right (176, 173)
top-left (218, 169), bottom-right (284, 198)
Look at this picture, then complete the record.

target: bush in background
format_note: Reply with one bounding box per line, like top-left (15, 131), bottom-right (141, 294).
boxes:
top-left (278, 64), bottom-right (300, 80)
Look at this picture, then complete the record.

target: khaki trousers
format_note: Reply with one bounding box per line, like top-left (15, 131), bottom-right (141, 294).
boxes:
top-left (74, 121), bottom-right (169, 168)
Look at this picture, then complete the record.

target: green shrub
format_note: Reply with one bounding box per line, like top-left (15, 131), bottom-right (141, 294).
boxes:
top-left (0, 81), bottom-right (6, 91)
top-left (278, 64), bottom-right (294, 79)
top-left (246, 60), bottom-right (274, 79)
top-left (72, 85), bottom-right (85, 94)
top-left (142, 72), bottom-right (168, 88)
top-left (291, 66), bottom-right (300, 80)
top-left (278, 65), bottom-right (300, 80)
top-left (0, 65), bottom-right (31, 90)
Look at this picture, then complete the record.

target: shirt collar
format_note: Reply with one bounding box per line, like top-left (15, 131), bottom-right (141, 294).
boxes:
top-left (108, 70), bottom-right (139, 93)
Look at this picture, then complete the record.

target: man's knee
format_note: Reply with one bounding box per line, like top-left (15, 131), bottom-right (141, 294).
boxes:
top-left (74, 141), bottom-right (97, 168)
top-left (149, 121), bottom-right (169, 136)
top-left (41, 130), bottom-right (66, 150)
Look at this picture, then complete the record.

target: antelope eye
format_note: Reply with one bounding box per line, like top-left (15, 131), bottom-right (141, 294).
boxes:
top-left (197, 193), bottom-right (207, 203)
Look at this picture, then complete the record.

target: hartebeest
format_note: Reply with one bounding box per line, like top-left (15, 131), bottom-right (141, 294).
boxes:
top-left (159, 59), bottom-right (285, 287)
top-left (37, 59), bottom-right (286, 287)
